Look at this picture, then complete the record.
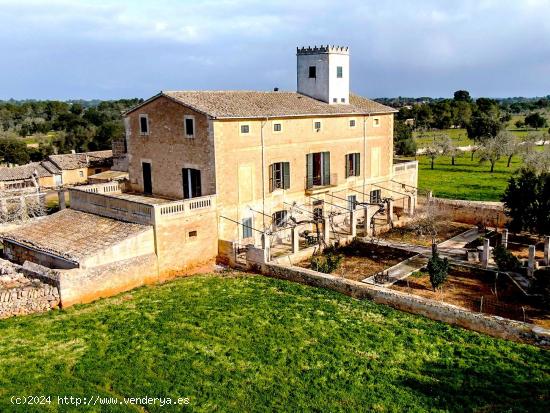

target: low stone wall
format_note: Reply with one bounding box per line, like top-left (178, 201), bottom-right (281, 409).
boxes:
top-left (0, 259), bottom-right (60, 319)
top-left (260, 262), bottom-right (550, 346)
top-left (421, 197), bottom-right (509, 228)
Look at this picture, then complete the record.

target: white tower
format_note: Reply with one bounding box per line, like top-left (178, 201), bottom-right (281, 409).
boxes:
top-left (296, 45), bottom-right (350, 104)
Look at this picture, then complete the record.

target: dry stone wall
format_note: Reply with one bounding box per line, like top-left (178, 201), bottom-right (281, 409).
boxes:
top-left (0, 259), bottom-right (60, 318)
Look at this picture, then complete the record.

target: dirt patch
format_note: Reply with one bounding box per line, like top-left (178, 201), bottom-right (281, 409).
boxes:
top-left (297, 241), bottom-right (415, 282)
top-left (391, 267), bottom-right (550, 328)
top-left (380, 222), bottom-right (472, 247)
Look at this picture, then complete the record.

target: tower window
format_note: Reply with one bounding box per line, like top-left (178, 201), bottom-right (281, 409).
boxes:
top-left (337, 66), bottom-right (343, 78)
top-left (273, 122), bottom-right (282, 132)
top-left (240, 124), bottom-right (250, 134)
top-left (139, 114), bottom-right (149, 135)
top-left (333, 98), bottom-right (337, 103)
top-left (341, 98), bottom-right (346, 103)
top-left (349, 119), bottom-right (356, 128)
top-left (314, 121), bottom-right (322, 130)
top-left (184, 116), bottom-right (195, 138)
top-left (308, 66), bottom-right (316, 78)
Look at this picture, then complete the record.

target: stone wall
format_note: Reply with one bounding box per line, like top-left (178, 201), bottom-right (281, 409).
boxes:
top-left (421, 197), bottom-right (509, 228)
top-left (0, 259), bottom-right (60, 318)
top-left (260, 262), bottom-right (550, 346)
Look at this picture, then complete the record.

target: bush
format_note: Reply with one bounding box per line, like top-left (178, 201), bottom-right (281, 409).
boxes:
top-left (493, 245), bottom-right (520, 272)
top-left (310, 248), bottom-right (343, 274)
top-left (427, 248), bottom-right (449, 291)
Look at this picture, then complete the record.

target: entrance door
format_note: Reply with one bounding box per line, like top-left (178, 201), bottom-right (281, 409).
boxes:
top-left (142, 162), bottom-right (152, 195)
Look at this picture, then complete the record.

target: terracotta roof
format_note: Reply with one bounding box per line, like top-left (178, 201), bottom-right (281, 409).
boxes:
top-left (0, 162), bottom-right (53, 182)
top-left (126, 91), bottom-right (397, 119)
top-left (48, 150), bottom-right (113, 170)
top-left (1, 209), bottom-right (150, 262)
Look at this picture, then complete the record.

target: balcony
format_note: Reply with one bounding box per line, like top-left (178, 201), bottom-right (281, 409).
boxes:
top-left (69, 182), bottom-right (216, 226)
top-left (393, 159), bottom-right (418, 175)
top-left (305, 173), bottom-right (338, 195)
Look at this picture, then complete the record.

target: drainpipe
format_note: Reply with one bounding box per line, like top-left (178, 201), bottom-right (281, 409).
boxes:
top-left (362, 114), bottom-right (369, 204)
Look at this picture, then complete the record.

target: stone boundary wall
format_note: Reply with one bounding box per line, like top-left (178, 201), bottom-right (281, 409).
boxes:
top-left (420, 197), bottom-right (510, 228)
top-left (0, 259), bottom-right (60, 319)
top-left (260, 262), bottom-right (550, 346)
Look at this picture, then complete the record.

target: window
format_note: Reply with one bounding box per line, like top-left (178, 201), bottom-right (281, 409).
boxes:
top-left (242, 217), bottom-right (253, 238)
top-left (308, 66), bottom-right (316, 78)
top-left (182, 168), bottom-right (201, 199)
top-left (272, 210), bottom-right (288, 228)
top-left (273, 122), bottom-right (282, 132)
top-left (345, 153), bottom-right (360, 177)
top-left (94, 168), bottom-right (102, 174)
top-left (79, 170), bottom-right (84, 178)
top-left (306, 152), bottom-right (330, 188)
top-left (240, 124), bottom-right (250, 134)
top-left (139, 114), bottom-right (149, 135)
top-left (341, 98), bottom-right (346, 103)
top-left (370, 189), bottom-right (382, 204)
top-left (349, 119), bottom-right (356, 128)
top-left (337, 66), bottom-right (343, 78)
top-left (184, 116), bottom-right (195, 138)
top-left (269, 162), bottom-right (290, 191)
top-left (348, 195), bottom-right (357, 211)
top-left (313, 120), bottom-right (322, 131)
top-left (333, 98), bottom-right (337, 103)
top-left (373, 117), bottom-right (381, 127)
top-left (313, 207), bottom-right (323, 221)
top-left (188, 230), bottom-right (198, 238)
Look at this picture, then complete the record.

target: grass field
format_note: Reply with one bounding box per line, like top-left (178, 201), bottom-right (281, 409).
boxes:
top-left (417, 153), bottom-right (523, 201)
top-left (1, 274), bottom-right (549, 412)
top-left (413, 128), bottom-right (472, 147)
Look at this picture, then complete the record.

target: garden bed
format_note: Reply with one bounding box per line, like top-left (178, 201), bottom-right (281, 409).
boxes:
top-left (379, 221), bottom-right (473, 247)
top-left (297, 240), bottom-right (415, 281)
top-left (391, 267), bottom-right (550, 328)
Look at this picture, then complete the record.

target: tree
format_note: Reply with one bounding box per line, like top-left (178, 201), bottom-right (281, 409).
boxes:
top-left (477, 134), bottom-right (507, 172)
top-left (493, 245), bottom-right (520, 272)
top-left (427, 245), bottom-right (449, 291)
top-left (522, 146), bottom-right (550, 175)
top-left (453, 90), bottom-right (472, 102)
top-left (525, 112), bottom-right (547, 130)
top-left (502, 169), bottom-right (550, 235)
top-left (498, 131), bottom-right (520, 167)
top-left (436, 134), bottom-right (460, 165)
top-left (515, 119), bottom-right (525, 129)
top-left (420, 132), bottom-right (449, 170)
top-left (393, 120), bottom-right (417, 156)
top-left (466, 114), bottom-right (502, 142)
top-left (0, 136), bottom-right (30, 164)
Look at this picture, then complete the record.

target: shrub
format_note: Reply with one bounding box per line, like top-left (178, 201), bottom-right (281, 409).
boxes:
top-left (427, 248), bottom-right (449, 291)
top-left (493, 245), bottom-right (520, 272)
top-left (310, 249), bottom-right (343, 274)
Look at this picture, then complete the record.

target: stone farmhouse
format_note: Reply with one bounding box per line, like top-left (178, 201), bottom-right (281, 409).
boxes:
top-left (1, 45), bottom-right (418, 306)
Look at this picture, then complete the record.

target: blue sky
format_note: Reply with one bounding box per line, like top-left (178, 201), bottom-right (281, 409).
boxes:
top-left (1, 0), bottom-right (549, 100)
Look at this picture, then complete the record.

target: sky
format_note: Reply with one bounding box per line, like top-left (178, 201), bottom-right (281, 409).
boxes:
top-left (1, 0), bottom-right (549, 100)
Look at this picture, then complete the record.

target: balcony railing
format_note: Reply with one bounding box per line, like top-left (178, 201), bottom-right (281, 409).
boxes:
top-left (305, 173), bottom-right (338, 191)
top-left (393, 159), bottom-right (418, 174)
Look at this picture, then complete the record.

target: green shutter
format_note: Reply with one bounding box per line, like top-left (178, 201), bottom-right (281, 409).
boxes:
top-left (269, 164), bottom-right (274, 192)
top-left (283, 162), bottom-right (290, 189)
top-left (345, 154), bottom-right (349, 178)
top-left (323, 152), bottom-right (330, 185)
top-left (355, 153), bottom-right (360, 176)
top-left (306, 154), bottom-right (313, 188)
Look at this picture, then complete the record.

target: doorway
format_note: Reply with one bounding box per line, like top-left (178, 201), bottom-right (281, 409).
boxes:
top-left (142, 162), bottom-right (152, 195)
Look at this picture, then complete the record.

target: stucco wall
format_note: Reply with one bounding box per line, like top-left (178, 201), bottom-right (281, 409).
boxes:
top-left (3, 240), bottom-right (78, 269)
top-left (422, 197), bottom-right (510, 228)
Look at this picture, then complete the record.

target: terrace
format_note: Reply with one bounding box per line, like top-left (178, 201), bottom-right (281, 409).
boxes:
top-left (69, 181), bottom-right (216, 226)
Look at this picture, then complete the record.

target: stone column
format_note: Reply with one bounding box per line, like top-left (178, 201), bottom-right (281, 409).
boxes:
top-left (261, 232), bottom-right (270, 250)
top-left (323, 218), bottom-right (331, 244)
top-left (502, 229), bottom-right (508, 249)
top-left (427, 191), bottom-right (433, 202)
top-left (386, 199), bottom-right (394, 225)
top-left (0, 198), bottom-right (7, 216)
top-left (482, 238), bottom-right (490, 268)
top-left (544, 236), bottom-right (550, 266)
top-left (19, 196), bottom-right (27, 219)
top-left (350, 209), bottom-right (357, 237)
top-left (58, 190), bottom-right (66, 210)
top-left (528, 245), bottom-right (536, 277)
top-left (364, 206), bottom-right (374, 237)
top-left (291, 226), bottom-right (300, 254)
top-left (407, 195), bottom-right (415, 215)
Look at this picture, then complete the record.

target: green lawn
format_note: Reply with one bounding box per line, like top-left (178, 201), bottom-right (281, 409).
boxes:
top-left (1, 274), bottom-right (549, 412)
top-left (414, 128), bottom-right (472, 147)
top-left (417, 153), bottom-right (525, 201)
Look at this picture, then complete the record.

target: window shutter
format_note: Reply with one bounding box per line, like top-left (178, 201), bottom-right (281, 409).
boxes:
top-left (193, 169), bottom-right (202, 197)
top-left (355, 153), bottom-right (360, 176)
top-left (182, 168), bottom-right (190, 199)
top-left (323, 152), bottom-right (330, 185)
top-left (269, 164), bottom-right (274, 192)
top-left (306, 154), bottom-right (313, 188)
top-left (283, 162), bottom-right (290, 189)
top-left (345, 154), bottom-right (350, 178)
